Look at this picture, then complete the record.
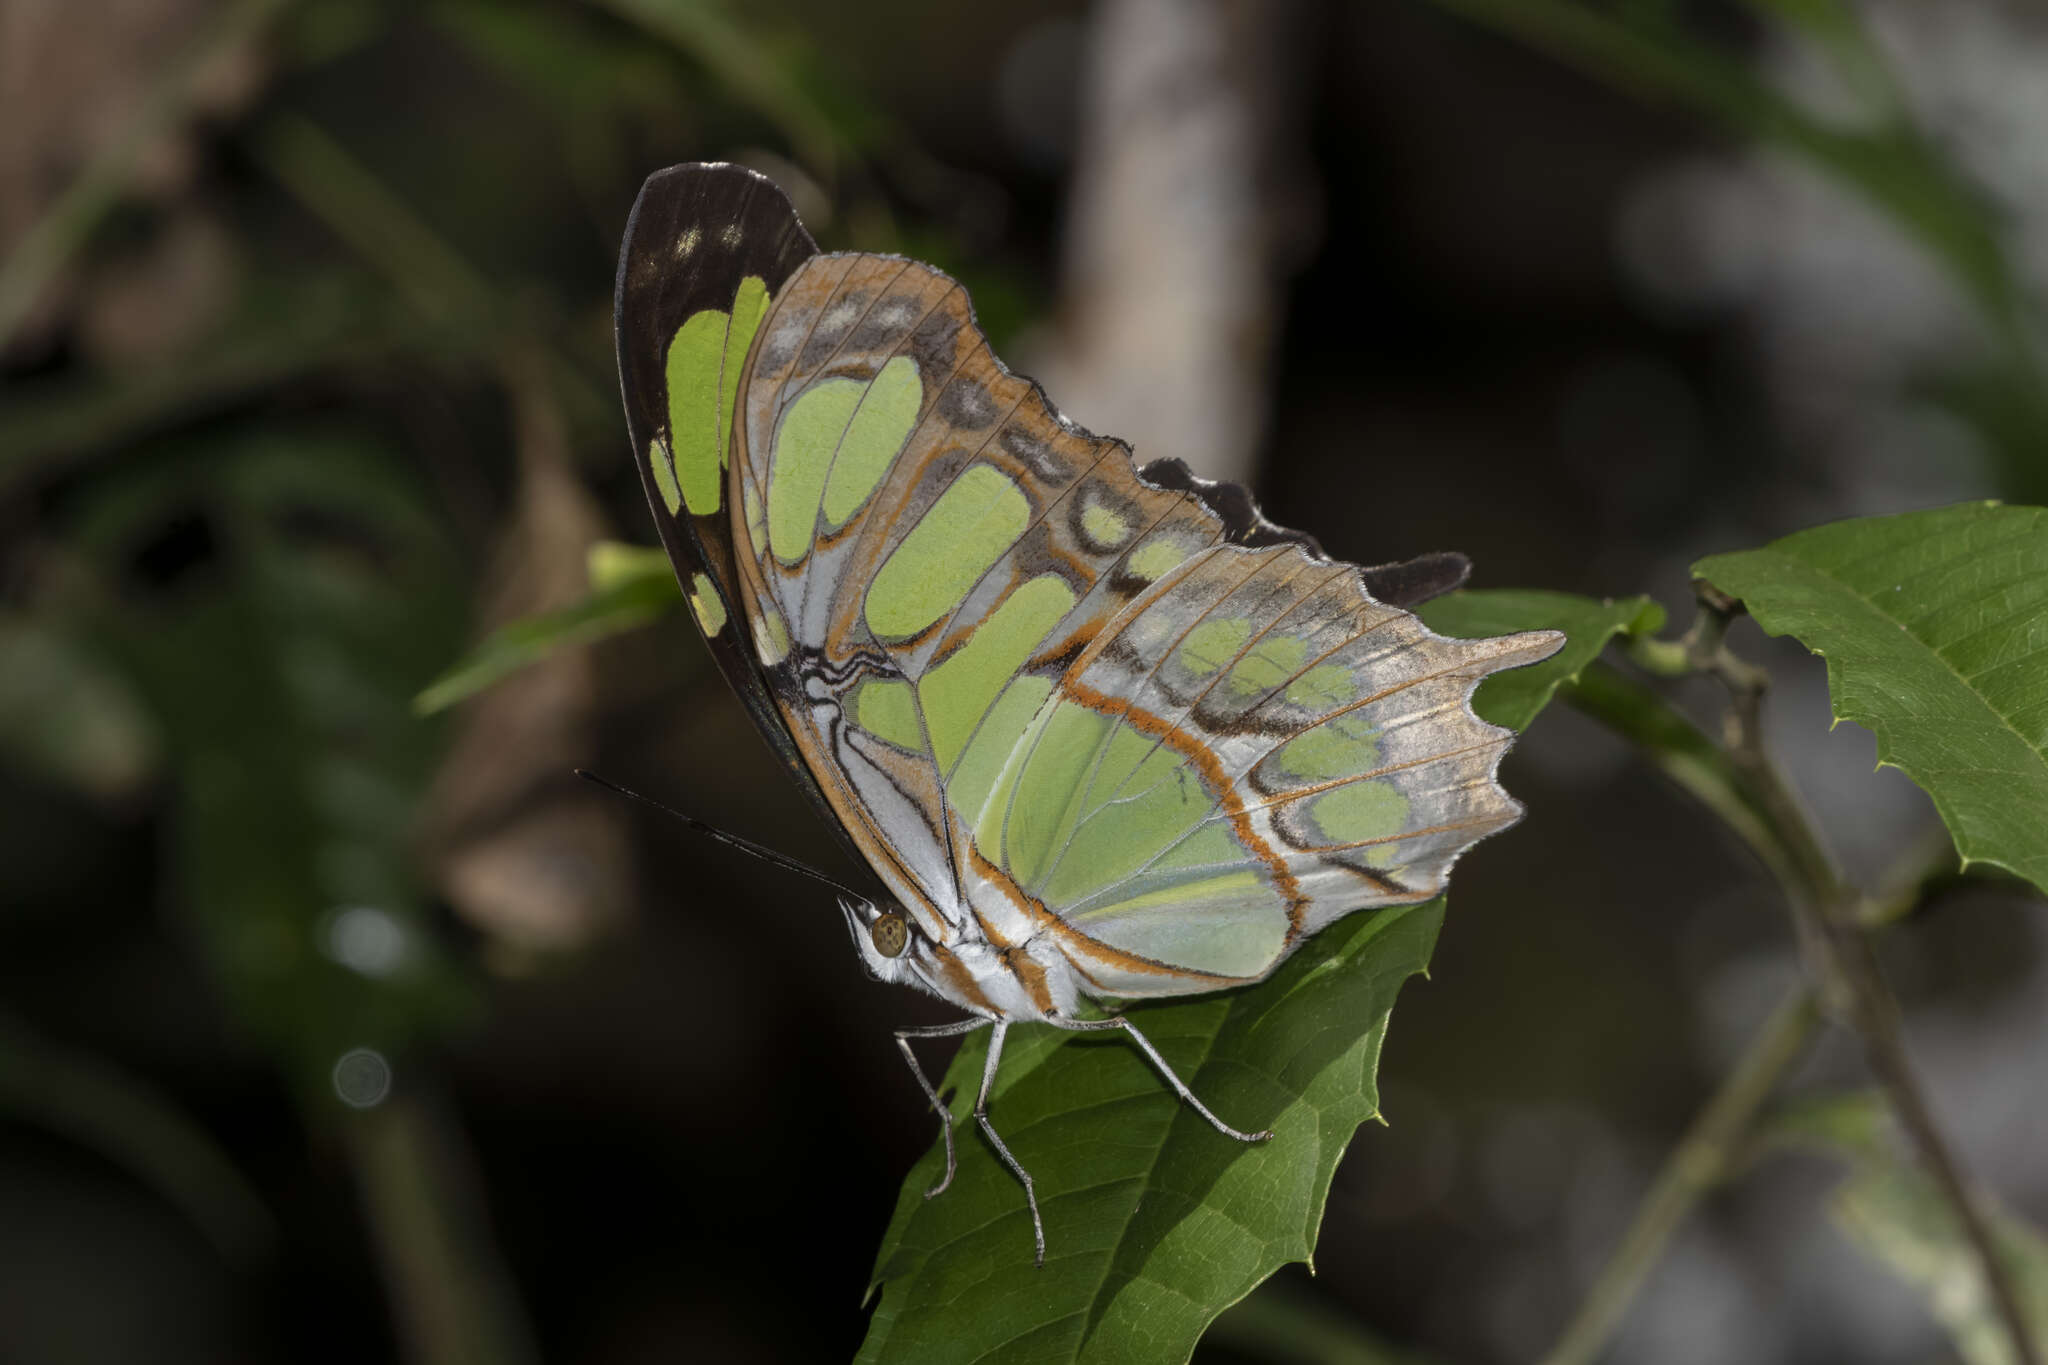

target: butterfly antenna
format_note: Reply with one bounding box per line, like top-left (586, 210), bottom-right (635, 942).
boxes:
top-left (575, 769), bottom-right (873, 901)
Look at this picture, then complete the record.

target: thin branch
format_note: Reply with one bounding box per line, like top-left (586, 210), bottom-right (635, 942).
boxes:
top-left (1685, 584), bottom-right (2042, 1365)
top-left (1540, 989), bottom-right (1823, 1365)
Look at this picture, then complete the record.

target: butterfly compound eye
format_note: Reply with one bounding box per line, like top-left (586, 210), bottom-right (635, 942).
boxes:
top-left (870, 912), bottom-right (909, 959)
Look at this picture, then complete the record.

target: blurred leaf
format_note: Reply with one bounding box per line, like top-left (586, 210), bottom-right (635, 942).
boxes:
top-left (1838, 1167), bottom-right (2048, 1365)
top-left (0, 615), bottom-right (160, 799)
top-left (1695, 503), bottom-right (2048, 897)
top-left (1786, 1092), bottom-right (2048, 1365)
top-left (585, 539), bottom-right (673, 592)
top-left (1754, 1088), bottom-right (1893, 1162)
top-left (860, 898), bottom-right (1443, 1365)
top-left (1418, 589), bottom-right (1666, 731)
top-left (63, 427), bottom-right (475, 1098)
top-left (414, 539), bottom-right (681, 715)
top-left (1845, 1167), bottom-right (2048, 1365)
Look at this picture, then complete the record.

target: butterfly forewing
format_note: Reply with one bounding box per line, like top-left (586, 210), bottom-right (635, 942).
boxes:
top-left (615, 164), bottom-right (886, 874)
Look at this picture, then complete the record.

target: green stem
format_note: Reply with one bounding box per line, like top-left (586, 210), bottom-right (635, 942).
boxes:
top-left (0, 0), bottom-right (292, 347)
top-left (345, 1092), bottom-right (540, 1365)
top-left (1539, 990), bottom-right (1824, 1365)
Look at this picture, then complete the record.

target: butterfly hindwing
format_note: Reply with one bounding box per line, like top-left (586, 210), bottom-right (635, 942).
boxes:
top-left (721, 250), bottom-right (1563, 989)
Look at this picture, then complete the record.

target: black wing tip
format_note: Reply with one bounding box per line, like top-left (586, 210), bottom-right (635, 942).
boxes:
top-left (631, 160), bottom-right (794, 211)
top-left (1356, 550), bottom-right (1472, 609)
top-left (615, 161), bottom-right (822, 327)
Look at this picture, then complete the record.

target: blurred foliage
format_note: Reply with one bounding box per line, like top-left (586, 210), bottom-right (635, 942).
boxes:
top-left (57, 427), bottom-right (476, 1096)
top-left (1431, 0), bottom-right (2048, 505)
top-left (1766, 1092), bottom-right (2048, 1365)
top-left (414, 541), bottom-right (680, 714)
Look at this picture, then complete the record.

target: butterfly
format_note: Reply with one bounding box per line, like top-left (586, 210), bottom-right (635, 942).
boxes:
top-left (614, 162), bottom-right (1563, 1265)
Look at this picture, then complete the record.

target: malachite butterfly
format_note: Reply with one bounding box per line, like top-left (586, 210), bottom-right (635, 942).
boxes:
top-left (614, 162), bottom-right (1563, 1264)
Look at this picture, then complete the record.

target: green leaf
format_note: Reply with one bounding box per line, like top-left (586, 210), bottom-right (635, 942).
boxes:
top-left (859, 899), bottom-right (1443, 1364)
top-left (413, 540), bottom-right (682, 714)
top-left (1694, 503), bottom-right (2048, 897)
top-left (1418, 589), bottom-right (1666, 731)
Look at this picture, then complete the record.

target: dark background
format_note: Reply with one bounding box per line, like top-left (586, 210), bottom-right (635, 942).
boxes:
top-left (4, 1), bottom-right (2044, 1361)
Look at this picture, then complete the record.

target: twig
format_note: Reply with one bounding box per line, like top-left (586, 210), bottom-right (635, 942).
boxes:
top-left (1540, 990), bottom-right (1823, 1365)
top-left (1685, 584), bottom-right (2042, 1365)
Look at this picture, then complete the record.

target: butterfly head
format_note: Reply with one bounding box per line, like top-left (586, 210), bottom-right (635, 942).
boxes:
top-left (839, 895), bottom-right (919, 984)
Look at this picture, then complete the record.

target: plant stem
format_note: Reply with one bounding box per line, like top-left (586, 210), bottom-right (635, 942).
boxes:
top-left (346, 1092), bottom-right (540, 1365)
top-left (1686, 585), bottom-right (2042, 1365)
top-left (1540, 989), bottom-right (1823, 1365)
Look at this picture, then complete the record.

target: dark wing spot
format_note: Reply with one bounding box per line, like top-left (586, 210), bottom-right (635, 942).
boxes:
top-left (937, 376), bottom-right (999, 429)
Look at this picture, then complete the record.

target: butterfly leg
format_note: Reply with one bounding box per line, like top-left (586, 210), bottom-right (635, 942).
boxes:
top-left (1048, 1014), bottom-right (1275, 1143)
top-left (893, 1017), bottom-right (988, 1199)
top-left (973, 1020), bottom-right (1046, 1268)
